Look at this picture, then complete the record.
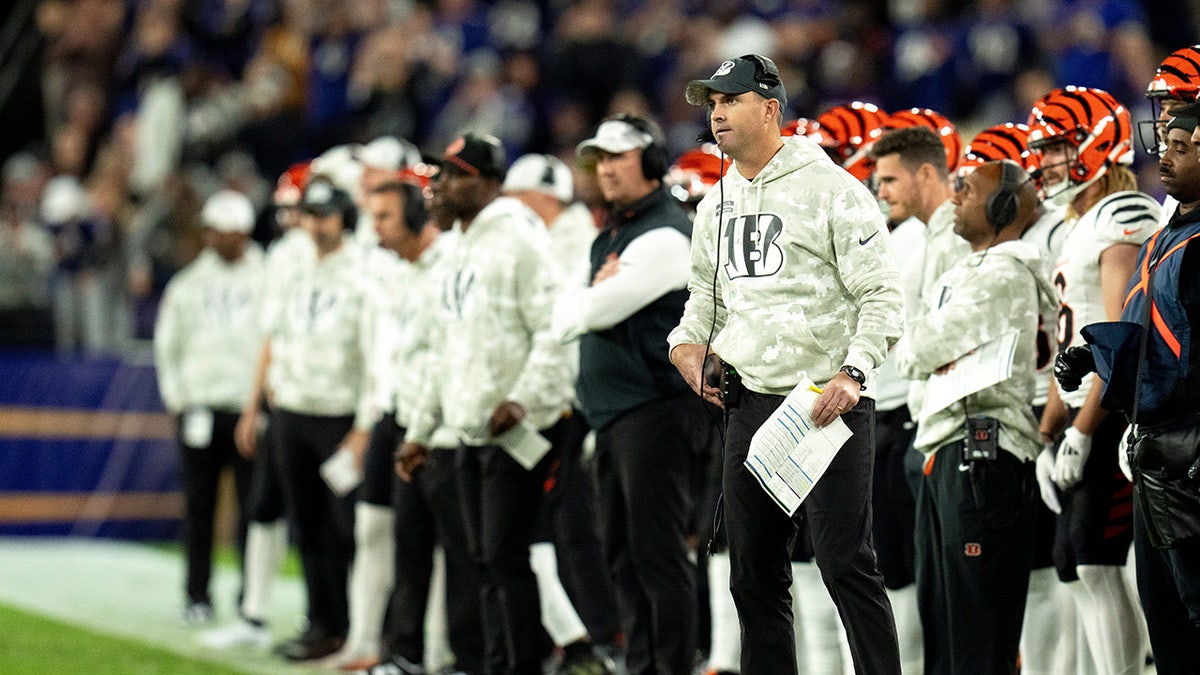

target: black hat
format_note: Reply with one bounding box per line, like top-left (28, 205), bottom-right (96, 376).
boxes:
top-left (685, 54), bottom-right (788, 110)
top-left (1171, 99), bottom-right (1200, 118)
top-left (300, 177), bottom-right (354, 216)
top-left (1167, 114), bottom-right (1199, 135)
top-left (442, 133), bottom-right (507, 181)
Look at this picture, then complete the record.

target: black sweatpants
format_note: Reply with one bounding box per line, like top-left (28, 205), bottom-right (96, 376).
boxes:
top-left (595, 393), bottom-right (699, 675)
top-left (178, 409), bottom-right (254, 606)
top-left (724, 391), bottom-right (900, 675)
top-left (916, 441), bottom-right (1037, 675)
top-left (245, 409), bottom-right (285, 524)
top-left (273, 408), bottom-right (356, 638)
top-left (544, 411), bottom-right (621, 645)
top-left (1133, 489), bottom-right (1200, 674)
top-left (457, 442), bottom-right (555, 675)
top-left (388, 443), bottom-right (484, 674)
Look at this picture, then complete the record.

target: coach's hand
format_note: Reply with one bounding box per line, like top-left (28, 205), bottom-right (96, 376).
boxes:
top-left (811, 372), bottom-right (861, 428)
top-left (489, 401), bottom-right (526, 436)
top-left (670, 343), bottom-right (723, 408)
top-left (395, 441), bottom-right (430, 482)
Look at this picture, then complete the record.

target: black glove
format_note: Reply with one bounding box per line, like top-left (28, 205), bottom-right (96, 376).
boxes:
top-left (1054, 345), bottom-right (1096, 392)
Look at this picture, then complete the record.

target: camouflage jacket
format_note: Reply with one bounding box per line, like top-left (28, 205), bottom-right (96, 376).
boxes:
top-left (668, 135), bottom-right (905, 396)
top-left (895, 240), bottom-right (1058, 460)
top-left (406, 197), bottom-right (572, 446)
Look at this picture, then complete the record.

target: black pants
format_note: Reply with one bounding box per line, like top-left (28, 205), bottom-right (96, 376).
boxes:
top-left (916, 441), bottom-right (1037, 675)
top-left (246, 409), bottom-right (285, 524)
top-left (873, 405), bottom-right (917, 589)
top-left (178, 409), bottom-right (254, 605)
top-left (457, 443), bottom-right (555, 675)
top-left (1133, 487), bottom-right (1200, 674)
top-left (273, 408), bottom-right (356, 637)
top-left (543, 411), bottom-right (621, 645)
top-left (595, 393), bottom-right (699, 675)
top-left (361, 412), bottom-right (400, 507)
top-left (724, 391), bottom-right (899, 675)
top-left (388, 444), bottom-right (484, 674)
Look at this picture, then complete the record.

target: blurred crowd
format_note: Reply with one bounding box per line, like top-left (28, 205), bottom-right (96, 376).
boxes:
top-left (0, 0), bottom-right (1196, 354)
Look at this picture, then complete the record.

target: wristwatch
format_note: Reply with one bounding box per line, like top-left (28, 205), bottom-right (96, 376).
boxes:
top-left (839, 365), bottom-right (867, 390)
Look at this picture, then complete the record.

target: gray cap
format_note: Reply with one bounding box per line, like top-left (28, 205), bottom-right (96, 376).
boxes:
top-left (685, 54), bottom-right (787, 110)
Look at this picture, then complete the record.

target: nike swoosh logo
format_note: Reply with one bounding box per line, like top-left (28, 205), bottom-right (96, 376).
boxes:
top-left (958, 462), bottom-right (971, 472)
top-left (859, 231), bottom-right (879, 246)
top-left (1122, 227), bottom-right (1140, 236)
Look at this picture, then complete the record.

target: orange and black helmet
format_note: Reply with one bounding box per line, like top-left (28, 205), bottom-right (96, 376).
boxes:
top-left (886, 107), bottom-right (963, 173)
top-left (808, 102), bottom-right (890, 181)
top-left (1027, 86), bottom-right (1132, 199)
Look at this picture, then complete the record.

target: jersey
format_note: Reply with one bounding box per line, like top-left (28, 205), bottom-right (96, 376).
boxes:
top-left (1054, 191), bottom-right (1159, 408)
top-left (1022, 202), bottom-right (1068, 407)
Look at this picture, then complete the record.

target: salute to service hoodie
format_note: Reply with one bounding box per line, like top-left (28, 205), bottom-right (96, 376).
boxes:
top-left (669, 135), bottom-right (905, 396)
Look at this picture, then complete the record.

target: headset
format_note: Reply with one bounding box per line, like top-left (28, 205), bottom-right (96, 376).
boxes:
top-left (305, 177), bottom-right (358, 232)
top-left (696, 54), bottom-right (786, 144)
top-left (613, 113), bottom-right (669, 180)
top-left (370, 180), bottom-right (428, 235)
top-left (399, 181), bottom-right (428, 235)
top-left (986, 159), bottom-right (1024, 233)
top-left (741, 53), bottom-right (782, 89)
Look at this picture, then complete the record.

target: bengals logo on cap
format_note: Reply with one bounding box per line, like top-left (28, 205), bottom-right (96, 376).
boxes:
top-left (713, 61), bottom-right (735, 77)
top-left (964, 543), bottom-right (982, 557)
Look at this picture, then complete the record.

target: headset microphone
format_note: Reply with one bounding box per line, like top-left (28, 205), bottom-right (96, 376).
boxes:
top-left (697, 127), bottom-right (716, 143)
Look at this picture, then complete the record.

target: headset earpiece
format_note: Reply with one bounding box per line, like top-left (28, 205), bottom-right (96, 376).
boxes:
top-left (986, 159), bottom-right (1022, 233)
top-left (400, 182), bottom-right (427, 235)
top-left (614, 113), bottom-right (669, 180)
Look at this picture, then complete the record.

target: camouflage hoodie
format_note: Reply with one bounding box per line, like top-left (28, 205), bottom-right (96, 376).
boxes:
top-left (668, 135), bottom-right (904, 395)
top-left (405, 197), bottom-right (572, 446)
top-left (895, 240), bottom-right (1059, 460)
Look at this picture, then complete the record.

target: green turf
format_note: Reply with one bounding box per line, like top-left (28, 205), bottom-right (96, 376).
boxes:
top-left (0, 602), bottom-right (254, 674)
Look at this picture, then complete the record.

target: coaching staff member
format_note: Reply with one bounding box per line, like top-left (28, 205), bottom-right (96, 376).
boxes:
top-left (668, 54), bottom-right (904, 674)
top-left (556, 114), bottom-right (699, 675)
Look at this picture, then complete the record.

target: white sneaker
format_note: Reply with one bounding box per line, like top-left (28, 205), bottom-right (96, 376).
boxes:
top-left (200, 618), bottom-right (271, 650)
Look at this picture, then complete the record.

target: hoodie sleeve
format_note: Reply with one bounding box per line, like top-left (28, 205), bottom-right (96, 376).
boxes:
top-left (505, 237), bottom-right (572, 420)
top-left (668, 191), bottom-right (728, 351)
top-left (153, 275), bottom-right (188, 413)
top-left (829, 183), bottom-right (906, 374)
top-left (895, 253), bottom-right (1034, 377)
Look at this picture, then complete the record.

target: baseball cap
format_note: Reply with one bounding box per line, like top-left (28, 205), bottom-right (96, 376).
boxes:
top-left (202, 190), bottom-right (255, 233)
top-left (442, 133), bottom-right (507, 180)
top-left (503, 154), bottom-right (574, 202)
top-left (576, 119), bottom-right (656, 159)
top-left (685, 54), bottom-right (788, 110)
top-left (300, 178), bottom-right (354, 216)
top-left (1167, 115), bottom-right (1198, 135)
top-left (359, 136), bottom-right (422, 171)
top-left (1171, 99), bottom-right (1200, 119)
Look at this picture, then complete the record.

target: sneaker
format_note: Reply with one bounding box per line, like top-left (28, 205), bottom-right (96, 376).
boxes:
top-left (181, 602), bottom-right (214, 626)
top-left (276, 627), bottom-right (345, 662)
top-left (200, 618), bottom-right (271, 650)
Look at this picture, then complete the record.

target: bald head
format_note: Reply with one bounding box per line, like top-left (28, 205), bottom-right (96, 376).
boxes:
top-left (951, 160), bottom-right (1039, 251)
